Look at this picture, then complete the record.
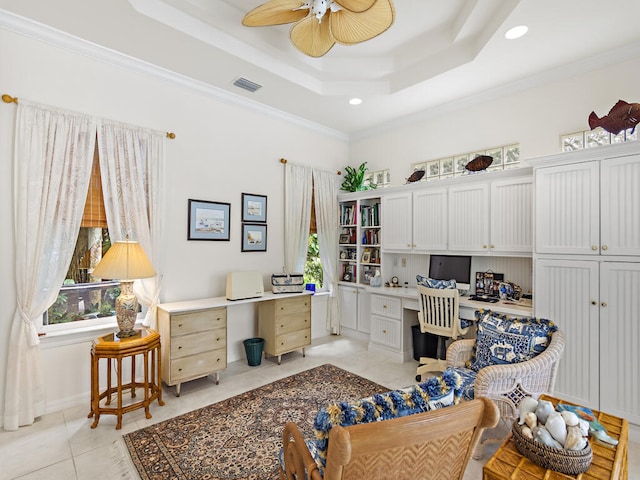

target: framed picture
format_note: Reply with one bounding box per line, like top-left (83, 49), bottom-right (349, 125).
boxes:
top-left (241, 223), bottom-right (267, 252)
top-left (339, 234), bottom-right (350, 244)
top-left (188, 199), bottom-right (230, 241)
top-left (242, 193), bottom-right (267, 223)
top-left (361, 251), bottom-right (371, 263)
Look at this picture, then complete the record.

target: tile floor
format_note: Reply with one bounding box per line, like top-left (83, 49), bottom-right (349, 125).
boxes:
top-left (1, 335), bottom-right (638, 479)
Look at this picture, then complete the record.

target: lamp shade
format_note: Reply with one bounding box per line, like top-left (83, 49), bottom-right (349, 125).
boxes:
top-left (92, 240), bottom-right (156, 281)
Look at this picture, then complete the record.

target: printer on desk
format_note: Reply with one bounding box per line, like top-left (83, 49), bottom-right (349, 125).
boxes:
top-left (226, 271), bottom-right (264, 300)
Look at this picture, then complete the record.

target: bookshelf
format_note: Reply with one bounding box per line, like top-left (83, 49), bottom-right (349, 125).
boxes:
top-left (338, 196), bottom-right (381, 285)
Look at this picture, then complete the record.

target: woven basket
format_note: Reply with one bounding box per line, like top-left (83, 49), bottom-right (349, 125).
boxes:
top-left (512, 422), bottom-right (592, 475)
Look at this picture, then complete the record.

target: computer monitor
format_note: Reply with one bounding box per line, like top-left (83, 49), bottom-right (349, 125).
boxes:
top-left (428, 255), bottom-right (472, 293)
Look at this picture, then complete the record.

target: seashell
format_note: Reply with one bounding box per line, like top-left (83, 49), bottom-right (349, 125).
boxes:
top-left (521, 426), bottom-right (534, 439)
top-left (518, 397), bottom-right (539, 424)
top-left (565, 425), bottom-right (588, 450)
top-left (535, 400), bottom-right (555, 424)
top-left (561, 410), bottom-right (579, 427)
top-left (546, 412), bottom-right (567, 446)
top-left (525, 411), bottom-right (538, 429)
top-left (578, 418), bottom-right (590, 437)
top-left (533, 425), bottom-right (563, 449)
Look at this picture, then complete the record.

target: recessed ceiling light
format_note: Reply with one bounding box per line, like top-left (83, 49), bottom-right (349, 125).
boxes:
top-left (505, 25), bottom-right (528, 40)
top-left (349, 98), bottom-right (362, 106)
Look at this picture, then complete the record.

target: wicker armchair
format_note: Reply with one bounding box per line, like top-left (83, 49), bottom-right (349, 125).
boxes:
top-left (446, 328), bottom-right (565, 458)
top-left (281, 397), bottom-right (499, 480)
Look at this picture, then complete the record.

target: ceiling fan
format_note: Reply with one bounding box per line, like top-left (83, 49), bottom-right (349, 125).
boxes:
top-left (242, 0), bottom-right (396, 58)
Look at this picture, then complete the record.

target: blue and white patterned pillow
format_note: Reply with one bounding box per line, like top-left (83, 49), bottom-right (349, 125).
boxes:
top-left (468, 309), bottom-right (558, 372)
top-left (416, 275), bottom-right (457, 289)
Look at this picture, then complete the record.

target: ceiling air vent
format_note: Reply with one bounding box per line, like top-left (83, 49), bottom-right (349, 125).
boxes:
top-left (233, 77), bottom-right (262, 93)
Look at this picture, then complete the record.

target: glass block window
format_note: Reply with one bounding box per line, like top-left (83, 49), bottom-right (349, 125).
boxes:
top-left (364, 169), bottom-right (391, 188)
top-left (410, 143), bottom-right (521, 182)
top-left (561, 127), bottom-right (637, 152)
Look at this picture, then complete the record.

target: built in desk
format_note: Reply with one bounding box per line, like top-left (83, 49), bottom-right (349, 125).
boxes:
top-left (88, 327), bottom-right (163, 429)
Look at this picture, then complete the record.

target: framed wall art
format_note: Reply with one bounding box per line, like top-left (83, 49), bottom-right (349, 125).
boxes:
top-left (241, 223), bottom-right (267, 252)
top-left (188, 199), bottom-right (231, 241)
top-left (242, 193), bottom-right (267, 223)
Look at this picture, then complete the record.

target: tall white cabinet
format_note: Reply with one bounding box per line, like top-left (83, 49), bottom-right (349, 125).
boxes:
top-left (531, 142), bottom-right (640, 427)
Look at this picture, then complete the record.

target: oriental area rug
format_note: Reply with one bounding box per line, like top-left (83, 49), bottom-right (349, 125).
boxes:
top-left (123, 364), bottom-right (389, 480)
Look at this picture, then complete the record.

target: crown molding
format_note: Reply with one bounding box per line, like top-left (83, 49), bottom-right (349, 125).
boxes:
top-left (0, 9), bottom-right (348, 142)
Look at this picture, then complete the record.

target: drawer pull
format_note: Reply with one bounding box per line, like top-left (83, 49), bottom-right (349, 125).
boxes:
top-left (280, 342), bottom-right (284, 346)
top-left (217, 358), bottom-right (220, 362)
top-left (216, 337), bottom-right (220, 342)
top-left (592, 245), bottom-right (598, 251)
top-left (601, 301), bottom-right (608, 307)
top-left (482, 244), bottom-right (487, 249)
top-left (280, 324), bottom-right (284, 328)
top-left (383, 305), bottom-right (387, 309)
top-left (591, 300), bottom-right (597, 305)
top-left (382, 329), bottom-right (387, 334)
top-left (602, 245), bottom-right (608, 251)
top-left (178, 368), bottom-right (183, 372)
top-left (178, 346), bottom-right (182, 349)
top-left (178, 323), bottom-right (183, 327)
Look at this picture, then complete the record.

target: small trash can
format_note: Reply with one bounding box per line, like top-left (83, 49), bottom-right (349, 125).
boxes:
top-left (243, 337), bottom-right (265, 366)
top-left (411, 325), bottom-right (439, 362)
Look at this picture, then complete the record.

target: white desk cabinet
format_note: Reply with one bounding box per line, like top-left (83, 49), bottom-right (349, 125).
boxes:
top-left (369, 293), bottom-right (411, 361)
top-left (339, 284), bottom-right (371, 339)
top-left (158, 305), bottom-right (227, 396)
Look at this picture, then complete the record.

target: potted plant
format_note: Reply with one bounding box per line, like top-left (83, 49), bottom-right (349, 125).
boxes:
top-left (341, 162), bottom-right (377, 192)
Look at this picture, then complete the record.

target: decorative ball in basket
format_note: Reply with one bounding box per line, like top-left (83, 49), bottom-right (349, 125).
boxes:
top-left (513, 397), bottom-right (593, 475)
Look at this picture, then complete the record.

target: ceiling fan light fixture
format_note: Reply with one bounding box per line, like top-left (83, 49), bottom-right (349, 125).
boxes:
top-left (505, 25), bottom-right (528, 40)
top-left (242, 0), bottom-right (395, 57)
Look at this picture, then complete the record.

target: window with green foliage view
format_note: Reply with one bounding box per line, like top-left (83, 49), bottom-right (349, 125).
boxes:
top-left (304, 233), bottom-right (323, 288)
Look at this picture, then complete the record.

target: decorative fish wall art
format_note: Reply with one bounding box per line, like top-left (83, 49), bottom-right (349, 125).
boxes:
top-left (588, 99), bottom-right (640, 135)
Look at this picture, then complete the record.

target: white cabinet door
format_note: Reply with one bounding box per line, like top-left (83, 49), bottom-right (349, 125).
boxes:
top-left (357, 289), bottom-right (371, 334)
top-left (534, 258), bottom-right (600, 409)
top-left (490, 177), bottom-right (532, 254)
top-left (599, 261), bottom-right (640, 425)
top-left (600, 154), bottom-right (640, 256)
top-left (338, 285), bottom-right (358, 330)
top-left (448, 183), bottom-right (490, 252)
top-left (535, 161), bottom-right (600, 255)
top-left (381, 192), bottom-right (412, 251)
top-left (412, 188), bottom-right (448, 251)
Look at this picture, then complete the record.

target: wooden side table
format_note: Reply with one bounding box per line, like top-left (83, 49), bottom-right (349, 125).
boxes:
top-left (483, 394), bottom-right (628, 480)
top-left (88, 327), bottom-right (164, 429)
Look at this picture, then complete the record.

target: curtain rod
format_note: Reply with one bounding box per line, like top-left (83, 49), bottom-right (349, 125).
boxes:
top-left (2, 93), bottom-right (176, 139)
top-left (280, 158), bottom-right (341, 175)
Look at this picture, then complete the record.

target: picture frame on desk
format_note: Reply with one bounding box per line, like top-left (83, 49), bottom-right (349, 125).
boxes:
top-left (339, 234), bottom-right (350, 244)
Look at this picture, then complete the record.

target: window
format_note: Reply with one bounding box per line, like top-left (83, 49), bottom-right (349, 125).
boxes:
top-left (43, 146), bottom-right (120, 327)
top-left (304, 189), bottom-right (323, 288)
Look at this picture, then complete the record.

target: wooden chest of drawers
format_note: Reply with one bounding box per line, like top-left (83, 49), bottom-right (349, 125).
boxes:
top-left (258, 294), bottom-right (311, 365)
top-left (158, 305), bottom-right (227, 396)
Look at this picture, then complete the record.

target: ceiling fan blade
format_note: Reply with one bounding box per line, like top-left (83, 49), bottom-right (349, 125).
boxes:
top-left (333, 0), bottom-right (377, 13)
top-left (242, 0), bottom-right (308, 27)
top-left (290, 16), bottom-right (335, 57)
top-left (330, 0), bottom-right (395, 45)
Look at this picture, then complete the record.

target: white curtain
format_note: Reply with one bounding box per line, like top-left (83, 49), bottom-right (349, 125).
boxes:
top-left (4, 101), bottom-right (96, 430)
top-left (313, 170), bottom-right (341, 334)
top-left (284, 163), bottom-right (313, 273)
top-left (97, 120), bottom-right (164, 330)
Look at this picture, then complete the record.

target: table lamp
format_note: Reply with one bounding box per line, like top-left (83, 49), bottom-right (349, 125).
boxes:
top-left (92, 239), bottom-right (156, 338)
